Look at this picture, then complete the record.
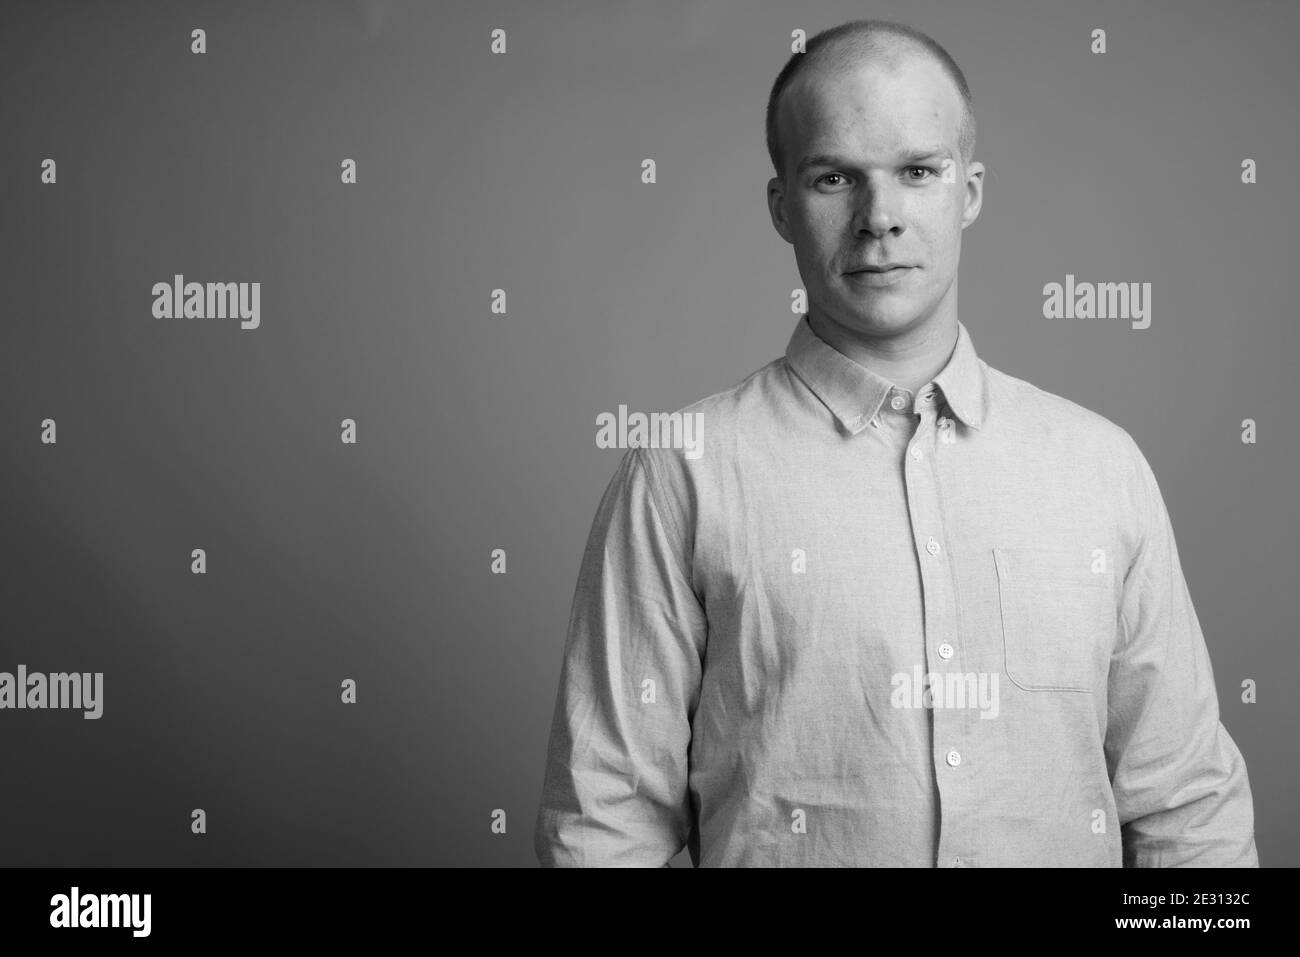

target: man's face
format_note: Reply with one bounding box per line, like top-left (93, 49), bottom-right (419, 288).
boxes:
top-left (768, 50), bottom-right (984, 339)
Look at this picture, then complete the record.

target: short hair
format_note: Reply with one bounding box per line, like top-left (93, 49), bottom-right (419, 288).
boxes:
top-left (765, 20), bottom-right (976, 183)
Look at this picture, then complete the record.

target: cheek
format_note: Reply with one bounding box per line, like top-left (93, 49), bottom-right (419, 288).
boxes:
top-left (916, 194), bottom-right (960, 235)
top-left (916, 203), bottom-right (963, 263)
top-left (801, 212), bottom-right (841, 251)
top-left (795, 198), bottom-right (847, 238)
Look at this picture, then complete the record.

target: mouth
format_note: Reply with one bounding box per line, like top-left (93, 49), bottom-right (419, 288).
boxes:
top-left (845, 265), bottom-right (914, 287)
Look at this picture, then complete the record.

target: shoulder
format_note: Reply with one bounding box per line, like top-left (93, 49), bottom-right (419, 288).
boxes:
top-left (984, 365), bottom-right (1160, 526)
top-left (635, 355), bottom-right (785, 469)
top-left (985, 364), bottom-right (1141, 459)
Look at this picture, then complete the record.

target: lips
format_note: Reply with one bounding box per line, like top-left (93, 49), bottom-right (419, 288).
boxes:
top-left (845, 264), bottom-right (914, 287)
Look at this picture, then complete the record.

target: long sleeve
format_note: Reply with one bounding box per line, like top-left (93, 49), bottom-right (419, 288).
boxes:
top-left (1105, 436), bottom-right (1259, 866)
top-left (534, 446), bottom-right (708, 866)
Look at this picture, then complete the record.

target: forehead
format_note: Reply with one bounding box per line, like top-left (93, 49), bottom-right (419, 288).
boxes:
top-left (780, 52), bottom-right (962, 160)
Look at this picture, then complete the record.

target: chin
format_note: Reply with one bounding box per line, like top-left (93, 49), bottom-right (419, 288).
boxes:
top-left (840, 305), bottom-right (920, 333)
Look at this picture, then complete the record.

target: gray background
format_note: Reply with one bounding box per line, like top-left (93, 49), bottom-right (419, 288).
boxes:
top-left (0, 0), bottom-right (1294, 867)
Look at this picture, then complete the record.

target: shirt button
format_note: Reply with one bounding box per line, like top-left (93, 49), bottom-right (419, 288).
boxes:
top-left (939, 417), bottom-right (952, 429)
top-left (938, 642), bottom-right (954, 660)
top-left (890, 395), bottom-right (906, 411)
top-left (926, 537), bottom-right (941, 556)
top-left (953, 856), bottom-right (963, 867)
top-left (910, 446), bottom-right (922, 461)
top-left (946, 749), bottom-right (962, 767)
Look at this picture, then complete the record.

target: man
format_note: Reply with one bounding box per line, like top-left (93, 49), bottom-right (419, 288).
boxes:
top-left (534, 19), bottom-right (1258, 867)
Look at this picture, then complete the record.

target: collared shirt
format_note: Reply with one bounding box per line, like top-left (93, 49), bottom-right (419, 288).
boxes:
top-left (535, 315), bottom-right (1258, 867)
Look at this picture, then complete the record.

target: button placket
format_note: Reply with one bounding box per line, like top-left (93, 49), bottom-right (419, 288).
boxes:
top-left (906, 384), bottom-right (971, 872)
top-left (907, 387), bottom-right (940, 464)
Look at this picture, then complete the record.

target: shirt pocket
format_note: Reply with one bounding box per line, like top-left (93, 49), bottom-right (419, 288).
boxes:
top-left (992, 546), bottom-right (1113, 693)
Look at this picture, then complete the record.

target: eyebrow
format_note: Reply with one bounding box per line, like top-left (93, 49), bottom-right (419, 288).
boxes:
top-left (796, 147), bottom-right (951, 175)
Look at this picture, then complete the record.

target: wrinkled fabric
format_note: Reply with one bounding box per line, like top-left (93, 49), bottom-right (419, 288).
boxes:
top-left (535, 315), bottom-right (1258, 868)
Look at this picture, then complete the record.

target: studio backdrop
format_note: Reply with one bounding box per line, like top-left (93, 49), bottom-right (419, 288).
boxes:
top-left (0, 0), bottom-right (1294, 866)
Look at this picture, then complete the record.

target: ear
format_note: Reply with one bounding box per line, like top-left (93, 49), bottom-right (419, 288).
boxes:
top-left (960, 160), bottom-right (985, 230)
top-left (767, 175), bottom-right (795, 244)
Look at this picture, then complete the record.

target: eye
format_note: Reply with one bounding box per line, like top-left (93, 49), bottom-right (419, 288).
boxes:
top-left (815, 172), bottom-right (846, 187)
top-left (906, 166), bottom-right (938, 181)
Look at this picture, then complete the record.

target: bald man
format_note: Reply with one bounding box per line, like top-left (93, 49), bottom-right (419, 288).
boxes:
top-left (535, 19), bottom-right (1257, 868)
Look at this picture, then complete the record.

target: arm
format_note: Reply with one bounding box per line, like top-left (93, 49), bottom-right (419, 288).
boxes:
top-left (534, 447), bottom-right (707, 867)
top-left (1105, 435), bottom-right (1258, 866)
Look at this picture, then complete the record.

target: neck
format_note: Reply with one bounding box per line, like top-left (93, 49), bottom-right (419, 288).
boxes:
top-left (807, 308), bottom-right (960, 394)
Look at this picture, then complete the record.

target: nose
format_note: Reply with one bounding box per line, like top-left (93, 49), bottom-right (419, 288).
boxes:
top-left (853, 175), bottom-right (906, 239)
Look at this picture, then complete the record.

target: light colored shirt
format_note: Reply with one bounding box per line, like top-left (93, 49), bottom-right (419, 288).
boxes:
top-left (535, 315), bottom-right (1258, 867)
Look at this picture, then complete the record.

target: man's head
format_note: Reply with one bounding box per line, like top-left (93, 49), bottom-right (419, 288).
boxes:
top-left (766, 20), bottom-right (984, 340)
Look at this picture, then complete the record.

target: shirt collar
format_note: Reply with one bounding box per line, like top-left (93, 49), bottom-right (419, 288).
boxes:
top-left (784, 314), bottom-right (989, 435)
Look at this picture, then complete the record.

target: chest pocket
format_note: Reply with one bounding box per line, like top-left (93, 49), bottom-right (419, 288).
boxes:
top-left (993, 546), bottom-right (1114, 693)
